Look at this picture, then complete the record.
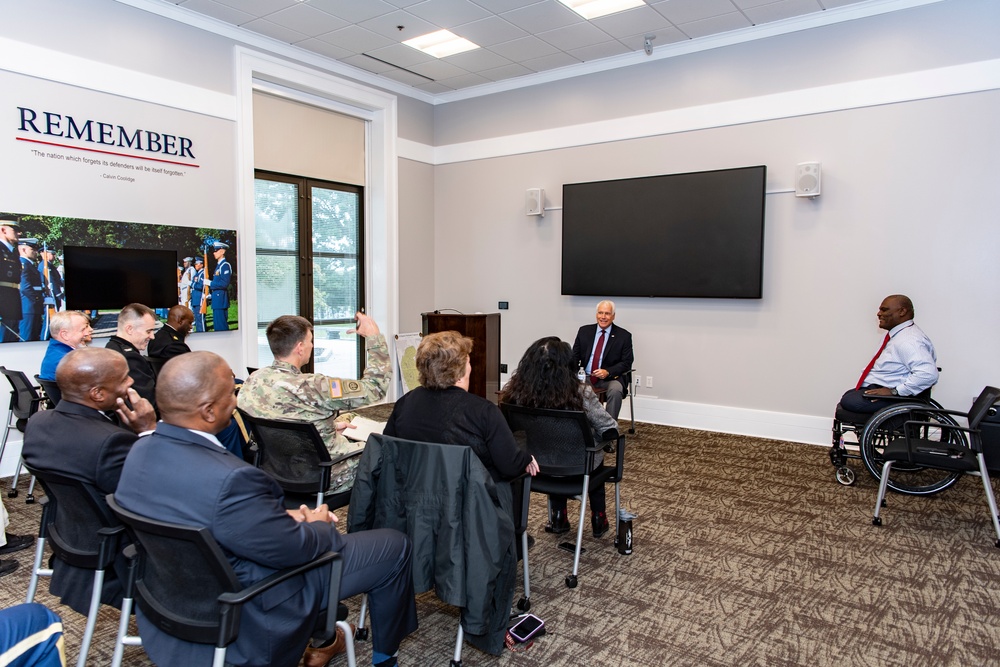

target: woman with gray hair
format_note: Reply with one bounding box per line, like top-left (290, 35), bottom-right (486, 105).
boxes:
top-left (384, 330), bottom-right (537, 482)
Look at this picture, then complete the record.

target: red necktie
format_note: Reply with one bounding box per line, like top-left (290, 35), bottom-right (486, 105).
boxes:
top-left (856, 332), bottom-right (890, 389)
top-left (590, 329), bottom-right (606, 382)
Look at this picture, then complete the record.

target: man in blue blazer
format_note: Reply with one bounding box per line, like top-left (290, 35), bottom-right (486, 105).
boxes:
top-left (115, 351), bottom-right (417, 667)
top-left (23, 347), bottom-right (156, 614)
top-left (571, 300), bottom-right (634, 420)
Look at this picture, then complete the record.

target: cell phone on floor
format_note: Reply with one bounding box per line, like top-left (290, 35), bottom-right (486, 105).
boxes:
top-left (509, 614), bottom-right (545, 643)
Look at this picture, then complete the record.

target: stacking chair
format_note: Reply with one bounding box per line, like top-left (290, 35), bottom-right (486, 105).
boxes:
top-left (872, 386), bottom-right (1000, 547)
top-left (106, 495), bottom-right (354, 667)
top-left (34, 375), bottom-right (62, 408)
top-left (348, 434), bottom-right (522, 665)
top-left (0, 367), bottom-right (46, 502)
top-left (591, 369), bottom-right (637, 435)
top-left (238, 409), bottom-right (357, 509)
top-left (500, 403), bottom-right (626, 589)
top-left (24, 467), bottom-right (126, 667)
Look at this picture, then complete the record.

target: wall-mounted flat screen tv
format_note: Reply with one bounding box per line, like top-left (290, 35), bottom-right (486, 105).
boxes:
top-left (562, 165), bottom-right (767, 299)
top-left (64, 246), bottom-right (179, 310)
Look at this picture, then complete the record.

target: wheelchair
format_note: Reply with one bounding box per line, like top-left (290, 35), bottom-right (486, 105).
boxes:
top-left (829, 386), bottom-right (967, 495)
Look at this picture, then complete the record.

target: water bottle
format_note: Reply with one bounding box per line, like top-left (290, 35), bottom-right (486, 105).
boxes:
top-left (577, 366), bottom-right (586, 384)
top-left (615, 507), bottom-right (634, 555)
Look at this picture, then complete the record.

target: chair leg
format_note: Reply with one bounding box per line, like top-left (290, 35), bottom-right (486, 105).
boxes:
top-left (566, 477), bottom-right (589, 588)
top-left (25, 473), bottom-right (36, 503)
top-left (25, 536), bottom-right (49, 603)
top-left (316, 490), bottom-right (325, 507)
top-left (872, 461), bottom-right (893, 526)
top-left (111, 595), bottom-right (140, 667)
top-left (628, 389), bottom-right (635, 434)
top-left (336, 620), bottom-right (357, 667)
top-left (450, 623), bottom-right (464, 667)
top-left (355, 594), bottom-right (369, 641)
top-left (212, 647), bottom-right (228, 667)
top-left (519, 531), bottom-right (531, 611)
top-left (614, 482), bottom-right (621, 544)
top-left (975, 454), bottom-right (1000, 547)
top-left (77, 569), bottom-right (105, 667)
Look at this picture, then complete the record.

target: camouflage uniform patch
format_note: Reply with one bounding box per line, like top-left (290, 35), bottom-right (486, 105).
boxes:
top-left (238, 334), bottom-right (390, 493)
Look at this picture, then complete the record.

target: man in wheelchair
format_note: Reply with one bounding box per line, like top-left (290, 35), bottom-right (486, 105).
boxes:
top-left (830, 295), bottom-right (942, 488)
top-left (839, 294), bottom-right (937, 413)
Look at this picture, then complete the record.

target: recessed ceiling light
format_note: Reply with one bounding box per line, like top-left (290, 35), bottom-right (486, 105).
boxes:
top-left (403, 29), bottom-right (479, 59)
top-left (558, 0), bottom-right (645, 20)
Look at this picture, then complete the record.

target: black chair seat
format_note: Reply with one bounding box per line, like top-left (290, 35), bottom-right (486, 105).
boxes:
top-left (528, 465), bottom-right (618, 497)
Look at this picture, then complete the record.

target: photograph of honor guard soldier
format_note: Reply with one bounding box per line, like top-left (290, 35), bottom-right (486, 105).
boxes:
top-left (210, 241), bottom-right (232, 331)
top-left (190, 256), bottom-right (207, 332)
top-left (18, 237), bottom-right (46, 342)
top-left (238, 312), bottom-right (390, 494)
top-left (0, 216), bottom-right (22, 342)
top-left (177, 256), bottom-right (195, 308)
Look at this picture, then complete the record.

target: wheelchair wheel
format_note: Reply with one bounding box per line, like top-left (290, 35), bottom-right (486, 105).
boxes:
top-left (859, 403), bottom-right (964, 495)
top-left (835, 466), bottom-right (855, 486)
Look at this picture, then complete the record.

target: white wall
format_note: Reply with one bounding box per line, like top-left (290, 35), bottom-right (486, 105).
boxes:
top-left (425, 0), bottom-right (1000, 445)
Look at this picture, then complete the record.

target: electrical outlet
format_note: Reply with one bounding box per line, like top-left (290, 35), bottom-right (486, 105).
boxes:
top-left (500, 363), bottom-right (508, 374)
top-left (646, 376), bottom-right (653, 388)
top-left (634, 375), bottom-right (641, 387)
top-left (498, 301), bottom-right (508, 310)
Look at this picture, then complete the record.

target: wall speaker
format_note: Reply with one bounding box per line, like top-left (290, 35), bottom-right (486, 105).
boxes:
top-left (795, 162), bottom-right (821, 198)
top-left (526, 188), bottom-right (545, 217)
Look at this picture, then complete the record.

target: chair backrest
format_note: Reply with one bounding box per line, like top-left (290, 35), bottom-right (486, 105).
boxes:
top-left (0, 367), bottom-right (44, 421)
top-left (25, 467), bottom-right (120, 570)
top-left (106, 494), bottom-right (244, 646)
top-left (35, 375), bottom-right (62, 408)
top-left (968, 386), bottom-right (1000, 430)
top-left (237, 410), bottom-right (332, 495)
top-left (499, 403), bottom-right (595, 476)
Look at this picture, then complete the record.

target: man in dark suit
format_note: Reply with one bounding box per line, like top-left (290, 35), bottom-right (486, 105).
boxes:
top-left (115, 351), bottom-right (417, 667)
top-left (148, 305), bottom-right (194, 361)
top-left (104, 303), bottom-right (158, 409)
top-left (0, 216), bottom-right (22, 342)
top-left (22, 347), bottom-right (156, 614)
top-left (571, 299), bottom-right (634, 420)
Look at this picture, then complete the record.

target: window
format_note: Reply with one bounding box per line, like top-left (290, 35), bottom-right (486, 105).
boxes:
top-left (254, 171), bottom-right (364, 376)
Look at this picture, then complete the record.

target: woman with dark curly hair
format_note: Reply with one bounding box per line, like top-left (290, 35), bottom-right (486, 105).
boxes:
top-left (500, 336), bottom-right (619, 538)
top-left (384, 330), bottom-right (538, 482)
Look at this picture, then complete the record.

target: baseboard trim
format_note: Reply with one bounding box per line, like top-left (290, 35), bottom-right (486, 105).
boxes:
top-left (621, 397), bottom-right (831, 447)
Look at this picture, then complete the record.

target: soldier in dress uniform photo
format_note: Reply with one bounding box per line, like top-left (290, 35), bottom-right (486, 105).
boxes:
top-left (0, 216), bottom-right (22, 342)
top-left (18, 237), bottom-right (46, 342)
top-left (209, 240), bottom-right (232, 331)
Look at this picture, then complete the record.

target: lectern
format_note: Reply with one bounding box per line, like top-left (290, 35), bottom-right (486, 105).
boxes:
top-left (421, 312), bottom-right (500, 403)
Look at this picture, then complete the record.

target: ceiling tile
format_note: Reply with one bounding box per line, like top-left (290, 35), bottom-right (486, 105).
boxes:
top-left (359, 9), bottom-right (440, 40)
top-left (316, 25), bottom-right (397, 52)
top-left (306, 0), bottom-right (400, 23)
top-left (590, 5), bottom-right (674, 39)
top-left (568, 40), bottom-right (631, 62)
top-left (413, 81), bottom-right (456, 93)
top-left (618, 25), bottom-right (687, 51)
top-left (488, 35), bottom-right (559, 61)
top-left (451, 16), bottom-right (528, 46)
top-left (651, 0), bottom-right (739, 24)
top-left (442, 47), bottom-right (514, 71)
top-left (364, 43), bottom-right (436, 68)
top-left (731, 0), bottom-right (787, 8)
top-left (405, 0), bottom-right (492, 28)
top-left (501, 2), bottom-right (583, 34)
top-left (408, 58), bottom-right (470, 80)
top-left (262, 4), bottom-right (349, 37)
top-left (521, 51), bottom-right (582, 73)
top-left (379, 68), bottom-right (438, 86)
top-left (471, 0), bottom-right (543, 12)
top-left (241, 18), bottom-right (309, 43)
top-left (435, 72), bottom-right (493, 89)
top-left (536, 20), bottom-right (612, 51)
top-left (381, 0), bottom-right (428, 8)
top-left (477, 62), bottom-right (535, 82)
top-left (294, 37), bottom-right (353, 59)
top-left (818, 0), bottom-right (870, 7)
top-left (676, 11), bottom-right (752, 39)
top-left (743, 0), bottom-right (824, 24)
top-left (177, 0), bottom-right (255, 26)
top-left (337, 53), bottom-right (398, 73)
top-left (209, 0), bottom-right (298, 18)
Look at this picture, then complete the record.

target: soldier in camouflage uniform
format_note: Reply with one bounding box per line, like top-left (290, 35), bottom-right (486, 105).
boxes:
top-left (238, 312), bottom-right (390, 493)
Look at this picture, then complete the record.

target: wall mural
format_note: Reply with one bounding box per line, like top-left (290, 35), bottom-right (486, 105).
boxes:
top-left (0, 211), bottom-right (237, 343)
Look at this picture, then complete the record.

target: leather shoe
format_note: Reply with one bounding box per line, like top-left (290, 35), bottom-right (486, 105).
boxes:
top-left (303, 625), bottom-right (352, 667)
top-left (592, 511), bottom-right (610, 538)
top-left (544, 509), bottom-right (570, 534)
top-left (0, 560), bottom-right (18, 577)
top-left (0, 533), bottom-right (33, 555)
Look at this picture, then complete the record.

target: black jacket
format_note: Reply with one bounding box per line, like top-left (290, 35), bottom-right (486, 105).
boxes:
top-left (348, 433), bottom-right (517, 654)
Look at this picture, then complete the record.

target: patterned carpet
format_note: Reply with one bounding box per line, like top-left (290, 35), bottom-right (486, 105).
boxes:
top-left (2, 420), bottom-right (999, 666)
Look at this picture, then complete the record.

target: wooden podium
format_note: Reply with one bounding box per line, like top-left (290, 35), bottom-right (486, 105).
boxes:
top-left (421, 312), bottom-right (501, 403)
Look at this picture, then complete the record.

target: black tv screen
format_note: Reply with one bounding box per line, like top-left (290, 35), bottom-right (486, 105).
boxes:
top-left (64, 246), bottom-right (178, 310)
top-left (562, 165), bottom-right (767, 298)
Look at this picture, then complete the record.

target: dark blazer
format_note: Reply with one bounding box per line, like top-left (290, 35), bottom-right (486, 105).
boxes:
top-left (22, 400), bottom-right (140, 614)
top-left (104, 336), bottom-right (157, 408)
top-left (571, 323), bottom-right (634, 381)
top-left (115, 423), bottom-right (342, 667)
top-left (147, 324), bottom-right (191, 361)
